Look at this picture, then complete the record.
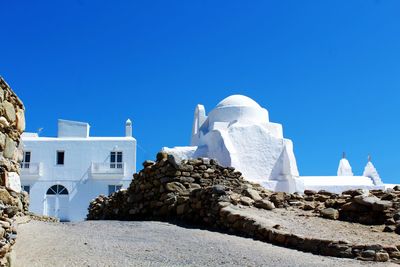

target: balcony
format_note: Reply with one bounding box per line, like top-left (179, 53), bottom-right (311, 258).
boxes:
top-left (20, 163), bottom-right (43, 178)
top-left (90, 162), bottom-right (126, 178)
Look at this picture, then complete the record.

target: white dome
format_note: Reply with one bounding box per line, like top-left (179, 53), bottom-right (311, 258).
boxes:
top-left (216, 95), bottom-right (261, 109)
top-left (207, 95), bottom-right (269, 126)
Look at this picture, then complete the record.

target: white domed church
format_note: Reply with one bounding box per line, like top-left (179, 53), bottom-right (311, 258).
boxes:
top-left (164, 95), bottom-right (394, 193)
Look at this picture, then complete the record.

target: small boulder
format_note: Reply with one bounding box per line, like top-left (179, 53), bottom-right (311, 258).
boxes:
top-left (361, 250), bottom-right (376, 259)
top-left (342, 189), bottom-right (365, 197)
top-left (320, 208), bottom-right (339, 220)
top-left (317, 190), bottom-right (334, 196)
top-left (165, 182), bottom-right (186, 193)
top-left (245, 188), bottom-right (262, 201)
top-left (156, 152), bottom-right (168, 161)
top-left (142, 160), bottom-right (155, 167)
top-left (375, 252), bottom-right (390, 262)
top-left (212, 185), bottom-right (226, 195)
top-left (167, 155), bottom-right (180, 169)
top-left (240, 196), bottom-right (254, 206)
top-left (304, 190), bottom-right (316, 196)
top-left (353, 195), bottom-right (380, 207)
top-left (0, 189), bottom-right (14, 205)
top-left (254, 199), bottom-right (275, 210)
top-left (303, 203), bottom-right (315, 211)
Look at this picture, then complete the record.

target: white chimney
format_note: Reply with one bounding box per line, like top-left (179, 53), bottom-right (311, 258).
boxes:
top-left (125, 119), bottom-right (132, 137)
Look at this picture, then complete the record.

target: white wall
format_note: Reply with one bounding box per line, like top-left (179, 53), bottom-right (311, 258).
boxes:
top-left (21, 136), bottom-right (136, 222)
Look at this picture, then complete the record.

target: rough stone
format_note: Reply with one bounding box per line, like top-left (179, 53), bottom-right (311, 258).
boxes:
top-left (142, 160), bottom-right (155, 167)
top-left (375, 252), bottom-right (389, 262)
top-left (240, 196), bottom-right (254, 206)
top-left (0, 133), bottom-right (5, 151)
top-left (354, 195), bottom-right (380, 207)
top-left (0, 117), bottom-right (8, 129)
top-left (245, 189), bottom-right (262, 201)
top-left (212, 185), bottom-right (226, 195)
top-left (254, 199), bottom-right (275, 210)
top-left (304, 190), bottom-right (316, 196)
top-left (16, 109), bottom-right (25, 133)
top-left (0, 189), bottom-right (14, 205)
top-left (165, 182), bottom-right (186, 193)
top-left (1, 101), bottom-right (15, 123)
top-left (320, 208), bottom-right (339, 220)
top-left (3, 137), bottom-right (15, 159)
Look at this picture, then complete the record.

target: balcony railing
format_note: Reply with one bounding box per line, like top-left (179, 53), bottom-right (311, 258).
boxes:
top-left (91, 162), bottom-right (126, 177)
top-left (20, 163), bottom-right (43, 177)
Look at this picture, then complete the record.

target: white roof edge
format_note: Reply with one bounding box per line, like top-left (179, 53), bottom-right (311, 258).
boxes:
top-left (58, 119), bottom-right (90, 127)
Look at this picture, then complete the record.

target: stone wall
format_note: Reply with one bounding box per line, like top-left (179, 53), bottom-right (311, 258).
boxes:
top-left (0, 77), bottom-right (26, 266)
top-left (302, 189), bottom-right (400, 231)
top-left (88, 152), bottom-right (400, 263)
top-left (88, 152), bottom-right (273, 223)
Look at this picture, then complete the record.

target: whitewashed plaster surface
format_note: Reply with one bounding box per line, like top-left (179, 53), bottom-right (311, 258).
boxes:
top-left (21, 119), bottom-right (136, 221)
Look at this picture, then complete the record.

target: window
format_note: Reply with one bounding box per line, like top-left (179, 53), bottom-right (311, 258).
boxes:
top-left (21, 152), bottom-right (31, 169)
top-left (46, 184), bottom-right (68, 195)
top-left (110, 152), bottom-right (123, 169)
top-left (57, 151), bottom-right (65, 165)
top-left (21, 185), bottom-right (30, 194)
top-left (108, 185), bottom-right (122, 195)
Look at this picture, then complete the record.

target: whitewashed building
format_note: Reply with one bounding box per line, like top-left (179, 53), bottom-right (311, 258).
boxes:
top-left (164, 95), bottom-right (397, 193)
top-left (20, 119), bottom-right (136, 222)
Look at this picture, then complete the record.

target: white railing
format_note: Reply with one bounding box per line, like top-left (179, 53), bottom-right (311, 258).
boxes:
top-left (20, 163), bottom-right (43, 177)
top-left (91, 162), bottom-right (126, 177)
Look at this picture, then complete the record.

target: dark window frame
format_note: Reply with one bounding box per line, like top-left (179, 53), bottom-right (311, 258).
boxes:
top-left (21, 151), bottom-right (31, 169)
top-left (110, 151), bottom-right (123, 169)
top-left (56, 151), bottom-right (65, 165)
top-left (46, 184), bottom-right (68, 195)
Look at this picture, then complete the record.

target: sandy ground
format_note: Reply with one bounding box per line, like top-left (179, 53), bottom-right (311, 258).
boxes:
top-left (14, 220), bottom-right (396, 267)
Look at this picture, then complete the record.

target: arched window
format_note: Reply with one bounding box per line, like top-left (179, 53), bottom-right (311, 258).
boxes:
top-left (46, 185), bottom-right (68, 195)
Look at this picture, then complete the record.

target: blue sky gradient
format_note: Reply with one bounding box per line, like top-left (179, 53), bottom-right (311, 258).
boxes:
top-left (1, 0), bottom-right (400, 183)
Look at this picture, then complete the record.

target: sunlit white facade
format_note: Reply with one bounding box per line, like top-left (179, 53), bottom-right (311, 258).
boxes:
top-left (20, 119), bottom-right (136, 221)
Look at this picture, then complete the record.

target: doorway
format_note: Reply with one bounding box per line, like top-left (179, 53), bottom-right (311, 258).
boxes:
top-left (45, 184), bottom-right (69, 221)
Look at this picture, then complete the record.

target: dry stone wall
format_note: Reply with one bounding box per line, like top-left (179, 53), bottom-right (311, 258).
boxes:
top-left (302, 189), bottom-right (400, 230)
top-left (0, 77), bottom-right (27, 266)
top-left (88, 152), bottom-right (272, 224)
top-left (88, 152), bottom-right (400, 263)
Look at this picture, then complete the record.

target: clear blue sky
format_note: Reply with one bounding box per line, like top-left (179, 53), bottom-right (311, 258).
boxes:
top-left (1, 0), bottom-right (400, 184)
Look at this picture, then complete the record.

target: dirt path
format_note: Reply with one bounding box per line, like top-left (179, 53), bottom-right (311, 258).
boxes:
top-left (13, 220), bottom-right (394, 267)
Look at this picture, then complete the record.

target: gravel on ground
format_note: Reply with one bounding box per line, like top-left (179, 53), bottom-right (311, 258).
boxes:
top-left (14, 220), bottom-right (396, 267)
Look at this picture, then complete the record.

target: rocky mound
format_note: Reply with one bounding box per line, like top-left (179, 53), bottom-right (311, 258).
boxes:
top-left (88, 152), bottom-right (274, 225)
top-left (88, 152), bottom-right (400, 263)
